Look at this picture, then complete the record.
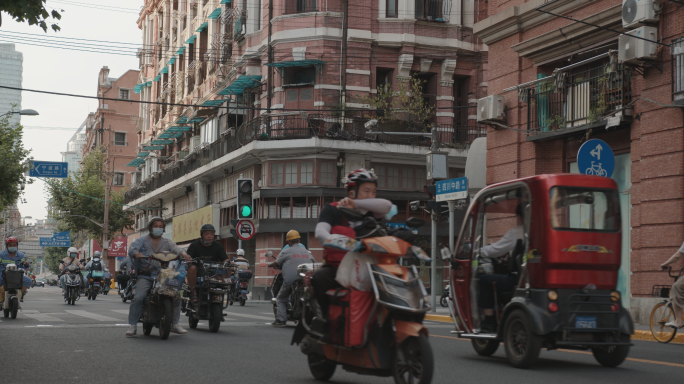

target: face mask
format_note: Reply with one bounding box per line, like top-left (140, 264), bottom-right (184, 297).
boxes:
top-left (70, 254), bottom-right (77, 258)
top-left (202, 240), bottom-right (212, 245)
top-left (385, 204), bottom-right (398, 221)
top-left (7, 247), bottom-right (17, 253)
top-left (152, 228), bottom-right (164, 237)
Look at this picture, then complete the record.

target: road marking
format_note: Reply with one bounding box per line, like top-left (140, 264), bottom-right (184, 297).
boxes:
top-left (65, 310), bottom-right (122, 322)
top-left (222, 312), bottom-right (274, 321)
top-left (111, 310), bottom-right (130, 314)
top-left (24, 313), bottom-right (65, 322)
top-left (433, 334), bottom-right (684, 368)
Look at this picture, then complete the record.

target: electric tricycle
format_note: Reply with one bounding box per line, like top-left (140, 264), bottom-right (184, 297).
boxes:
top-left (445, 174), bottom-right (633, 369)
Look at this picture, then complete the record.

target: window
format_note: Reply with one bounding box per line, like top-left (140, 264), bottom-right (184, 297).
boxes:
top-left (284, 0), bottom-right (317, 15)
top-left (285, 162), bottom-right (298, 185)
top-left (113, 172), bottom-right (125, 186)
top-left (271, 163), bottom-right (283, 185)
top-left (386, 0), bottom-right (398, 17)
top-left (301, 162), bottom-right (313, 184)
top-left (284, 67), bottom-right (315, 86)
top-left (114, 132), bottom-right (126, 146)
top-left (375, 164), bottom-right (425, 191)
top-left (387, 166), bottom-right (399, 188)
top-left (550, 187), bottom-right (620, 232)
top-left (119, 89), bottom-right (130, 100)
top-left (320, 161), bottom-right (335, 185)
top-left (200, 117), bottom-right (218, 144)
top-left (415, 0), bottom-right (445, 21)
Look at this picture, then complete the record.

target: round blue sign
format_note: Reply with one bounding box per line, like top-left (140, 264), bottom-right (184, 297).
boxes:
top-left (578, 139), bottom-right (615, 177)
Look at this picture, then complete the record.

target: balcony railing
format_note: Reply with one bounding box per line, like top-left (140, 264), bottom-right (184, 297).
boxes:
top-left (415, 0), bottom-right (451, 22)
top-left (284, 0), bottom-right (317, 15)
top-left (125, 114), bottom-right (486, 203)
top-left (672, 38), bottom-right (684, 105)
top-left (522, 65), bottom-right (632, 134)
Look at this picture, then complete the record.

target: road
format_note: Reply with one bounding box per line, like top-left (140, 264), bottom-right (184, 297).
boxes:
top-left (1, 286), bottom-right (683, 383)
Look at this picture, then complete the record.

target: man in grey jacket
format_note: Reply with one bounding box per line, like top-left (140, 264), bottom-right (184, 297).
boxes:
top-left (269, 230), bottom-right (315, 327)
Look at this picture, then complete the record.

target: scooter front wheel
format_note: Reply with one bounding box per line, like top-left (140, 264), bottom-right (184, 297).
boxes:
top-left (239, 297), bottom-right (246, 306)
top-left (159, 297), bottom-right (173, 340)
top-left (392, 333), bottom-right (434, 384)
top-left (10, 298), bottom-right (18, 319)
top-left (307, 353), bottom-right (336, 381)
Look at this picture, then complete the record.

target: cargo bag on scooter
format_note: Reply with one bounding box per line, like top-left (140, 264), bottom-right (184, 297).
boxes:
top-left (238, 270), bottom-right (253, 279)
top-left (327, 288), bottom-right (375, 347)
top-left (3, 270), bottom-right (24, 290)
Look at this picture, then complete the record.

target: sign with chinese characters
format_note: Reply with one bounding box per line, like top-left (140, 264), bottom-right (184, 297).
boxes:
top-left (28, 161), bottom-right (69, 178)
top-left (435, 177), bottom-right (468, 202)
top-left (108, 235), bottom-right (128, 257)
top-left (39, 231), bottom-right (71, 247)
top-left (172, 205), bottom-right (213, 243)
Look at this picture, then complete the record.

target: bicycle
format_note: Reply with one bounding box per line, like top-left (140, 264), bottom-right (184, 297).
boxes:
top-left (649, 267), bottom-right (684, 343)
top-left (585, 161), bottom-right (608, 177)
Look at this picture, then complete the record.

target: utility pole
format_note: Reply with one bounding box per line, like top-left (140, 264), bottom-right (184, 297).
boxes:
top-left (430, 128), bottom-right (439, 313)
top-left (266, 0), bottom-right (273, 116)
top-left (102, 117), bottom-right (111, 268)
top-left (340, 0), bottom-right (349, 119)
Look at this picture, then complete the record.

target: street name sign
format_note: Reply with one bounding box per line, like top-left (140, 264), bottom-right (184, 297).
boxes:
top-left (39, 238), bottom-right (70, 247)
top-left (436, 177), bottom-right (468, 202)
top-left (29, 161), bottom-right (69, 178)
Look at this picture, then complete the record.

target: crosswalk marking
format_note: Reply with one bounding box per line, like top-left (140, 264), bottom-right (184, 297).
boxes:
top-left (65, 310), bottom-right (122, 322)
top-left (24, 313), bottom-right (65, 322)
top-left (111, 310), bottom-right (130, 314)
top-left (223, 312), bottom-right (274, 321)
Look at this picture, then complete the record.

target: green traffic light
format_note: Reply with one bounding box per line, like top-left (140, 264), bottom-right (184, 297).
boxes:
top-left (241, 205), bottom-right (252, 217)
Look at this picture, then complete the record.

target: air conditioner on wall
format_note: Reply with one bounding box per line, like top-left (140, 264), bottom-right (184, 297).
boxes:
top-left (476, 95), bottom-right (505, 123)
top-left (618, 26), bottom-right (658, 64)
top-left (622, 0), bottom-right (659, 29)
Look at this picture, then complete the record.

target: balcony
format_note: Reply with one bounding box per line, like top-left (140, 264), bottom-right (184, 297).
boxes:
top-left (284, 0), bottom-right (317, 15)
top-left (125, 114), bottom-right (486, 203)
top-left (414, 0), bottom-right (451, 22)
top-left (521, 65), bottom-right (632, 141)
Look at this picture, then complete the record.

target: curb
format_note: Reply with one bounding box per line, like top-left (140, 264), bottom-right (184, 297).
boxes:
top-left (425, 314), bottom-right (453, 323)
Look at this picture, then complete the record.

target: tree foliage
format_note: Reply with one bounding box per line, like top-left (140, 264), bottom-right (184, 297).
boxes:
top-left (0, 0), bottom-right (62, 32)
top-left (45, 147), bottom-right (134, 240)
top-left (44, 246), bottom-right (68, 274)
top-left (0, 115), bottom-right (32, 222)
top-left (357, 77), bottom-right (436, 131)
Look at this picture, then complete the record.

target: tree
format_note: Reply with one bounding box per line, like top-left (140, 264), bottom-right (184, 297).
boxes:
top-left (357, 77), bottom-right (436, 131)
top-left (44, 246), bottom-right (69, 274)
top-left (0, 115), bottom-right (32, 223)
top-left (45, 147), bottom-right (134, 241)
top-left (0, 0), bottom-right (62, 32)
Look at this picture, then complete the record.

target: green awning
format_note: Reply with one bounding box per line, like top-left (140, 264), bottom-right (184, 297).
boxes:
top-left (166, 126), bottom-right (192, 133)
top-left (176, 47), bottom-right (185, 55)
top-left (144, 145), bottom-right (166, 151)
top-left (126, 158), bottom-right (146, 167)
top-left (188, 117), bottom-right (206, 123)
top-left (265, 59), bottom-right (325, 68)
top-left (208, 8), bottom-right (221, 19)
top-left (221, 0), bottom-right (230, 3)
top-left (136, 152), bottom-right (149, 158)
top-left (185, 35), bottom-right (197, 44)
top-left (168, 57), bottom-right (176, 66)
top-left (200, 99), bottom-right (225, 107)
top-left (160, 66), bottom-right (169, 74)
top-left (151, 139), bottom-right (174, 145)
top-left (196, 22), bottom-right (208, 32)
top-left (153, 75), bottom-right (161, 82)
top-left (145, 81), bottom-right (152, 87)
top-left (134, 84), bottom-right (142, 94)
top-left (217, 75), bottom-right (262, 96)
top-left (159, 132), bottom-right (183, 139)
top-left (177, 117), bottom-right (189, 124)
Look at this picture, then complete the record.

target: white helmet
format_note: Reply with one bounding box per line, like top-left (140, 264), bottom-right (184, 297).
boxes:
top-left (67, 247), bottom-right (78, 257)
top-left (236, 249), bottom-right (245, 256)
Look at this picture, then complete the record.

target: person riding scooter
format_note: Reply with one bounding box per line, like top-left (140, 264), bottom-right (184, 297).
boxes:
top-left (84, 251), bottom-right (104, 290)
top-left (186, 224), bottom-right (228, 305)
top-left (269, 230), bottom-right (315, 327)
top-left (117, 257), bottom-right (133, 292)
top-left (0, 237), bottom-right (32, 303)
top-left (59, 247), bottom-right (83, 293)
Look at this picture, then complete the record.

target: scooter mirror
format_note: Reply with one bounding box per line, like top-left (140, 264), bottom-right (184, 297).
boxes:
top-left (265, 251), bottom-right (274, 259)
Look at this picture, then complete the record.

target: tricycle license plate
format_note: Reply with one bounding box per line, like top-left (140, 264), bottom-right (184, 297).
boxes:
top-left (575, 316), bottom-right (597, 329)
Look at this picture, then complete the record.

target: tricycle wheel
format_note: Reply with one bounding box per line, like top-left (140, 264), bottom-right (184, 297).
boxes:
top-left (591, 335), bottom-right (630, 367)
top-left (503, 309), bottom-right (541, 369)
top-left (471, 338), bottom-right (499, 356)
top-left (209, 303), bottom-right (222, 333)
top-left (143, 322), bottom-right (153, 336)
top-left (308, 354), bottom-right (336, 381)
top-left (392, 333), bottom-right (433, 384)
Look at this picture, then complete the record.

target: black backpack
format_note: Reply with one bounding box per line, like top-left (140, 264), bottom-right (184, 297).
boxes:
top-left (91, 260), bottom-right (103, 271)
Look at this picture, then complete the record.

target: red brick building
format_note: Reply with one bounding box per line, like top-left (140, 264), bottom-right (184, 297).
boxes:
top-left (474, 0), bottom-right (684, 321)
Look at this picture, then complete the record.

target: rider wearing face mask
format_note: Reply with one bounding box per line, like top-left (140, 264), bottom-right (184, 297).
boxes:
top-left (59, 247), bottom-right (83, 293)
top-left (186, 224), bottom-right (228, 304)
top-left (125, 216), bottom-right (192, 337)
top-left (0, 237), bottom-right (32, 302)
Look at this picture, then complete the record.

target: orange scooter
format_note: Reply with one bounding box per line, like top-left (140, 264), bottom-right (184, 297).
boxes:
top-left (292, 209), bottom-right (434, 384)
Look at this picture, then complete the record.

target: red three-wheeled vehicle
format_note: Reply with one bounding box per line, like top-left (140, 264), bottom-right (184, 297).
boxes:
top-left (445, 174), bottom-right (633, 368)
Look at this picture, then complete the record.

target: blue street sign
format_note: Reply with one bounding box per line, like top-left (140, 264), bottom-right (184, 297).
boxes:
top-left (436, 177), bottom-right (468, 202)
top-left (578, 139), bottom-right (615, 177)
top-left (39, 238), bottom-right (70, 247)
top-left (52, 231), bottom-right (71, 241)
top-left (29, 161), bottom-right (69, 178)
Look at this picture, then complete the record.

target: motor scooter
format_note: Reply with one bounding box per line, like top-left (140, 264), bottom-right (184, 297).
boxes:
top-left (182, 259), bottom-right (230, 332)
top-left (120, 270), bottom-right (136, 303)
top-left (440, 285), bottom-right (450, 307)
top-left (292, 209), bottom-right (434, 384)
top-left (59, 261), bottom-right (82, 305)
top-left (139, 252), bottom-right (186, 340)
top-left (229, 266), bottom-right (252, 306)
top-left (1, 262), bottom-right (24, 319)
top-left (269, 257), bottom-right (320, 323)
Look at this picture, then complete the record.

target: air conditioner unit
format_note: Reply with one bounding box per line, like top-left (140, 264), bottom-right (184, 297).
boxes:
top-left (189, 136), bottom-right (202, 153)
top-left (618, 26), bottom-right (658, 64)
top-left (476, 95), bottom-right (505, 123)
top-left (622, 0), bottom-right (659, 29)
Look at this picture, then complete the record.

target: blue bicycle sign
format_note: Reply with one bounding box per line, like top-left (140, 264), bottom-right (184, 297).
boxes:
top-left (578, 139), bottom-right (614, 178)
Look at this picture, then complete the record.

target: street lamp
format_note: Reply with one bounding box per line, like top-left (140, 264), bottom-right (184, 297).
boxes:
top-left (0, 109), bottom-right (40, 118)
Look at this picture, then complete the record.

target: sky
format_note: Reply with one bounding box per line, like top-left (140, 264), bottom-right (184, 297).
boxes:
top-left (1, 0), bottom-right (143, 224)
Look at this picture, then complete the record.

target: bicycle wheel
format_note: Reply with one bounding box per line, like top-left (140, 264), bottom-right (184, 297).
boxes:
top-left (650, 302), bottom-right (677, 343)
top-left (585, 167), bottom-right (595, 175)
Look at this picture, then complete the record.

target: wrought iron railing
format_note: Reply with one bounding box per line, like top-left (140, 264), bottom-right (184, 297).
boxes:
top-left (125, 114), bottom-right (486, 203)
top-left (522, 65), bottom-right (632, 133)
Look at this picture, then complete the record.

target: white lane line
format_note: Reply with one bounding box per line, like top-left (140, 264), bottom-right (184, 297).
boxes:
top-left (111, 310), bottom-right (130, 314)
top-left (222, 312), bottom-right (275, 321)
top-left (65, 310), bottom-right (122, 322)
top-left (24, 313), bottom-right (65, 322)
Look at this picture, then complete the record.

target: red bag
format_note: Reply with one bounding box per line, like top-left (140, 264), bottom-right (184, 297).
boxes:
top-left (327, 288), bottom-right (375, 347)
top-left (322, 202), bottom-right (355, 268)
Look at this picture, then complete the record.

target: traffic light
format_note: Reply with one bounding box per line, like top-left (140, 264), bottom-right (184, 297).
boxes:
top-left (237, 178), bottom-right (254, 219)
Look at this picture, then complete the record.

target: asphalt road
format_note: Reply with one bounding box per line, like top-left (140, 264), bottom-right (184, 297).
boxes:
top-left (2, 286), bottom-right (683, 384)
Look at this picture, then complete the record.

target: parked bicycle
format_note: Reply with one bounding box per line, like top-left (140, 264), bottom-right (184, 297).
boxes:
top-left (650, 267), bottom-right (684, 343)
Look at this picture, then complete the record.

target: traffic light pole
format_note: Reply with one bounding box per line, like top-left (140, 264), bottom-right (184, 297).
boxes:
top-left (430, 128), bottom-right (438, 313)
top-left (448, 200), bottom-right (455, 253)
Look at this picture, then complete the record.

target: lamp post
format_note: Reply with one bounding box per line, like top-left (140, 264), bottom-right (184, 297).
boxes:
top-left (0, 109), bottom-right (40, 118)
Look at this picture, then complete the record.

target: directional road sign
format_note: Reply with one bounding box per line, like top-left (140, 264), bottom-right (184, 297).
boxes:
top-left (236, 220), bottom-right (255, 241)
top-left (29, 161), bottom-right (69, 178)
top-left (436, 177), bottom-right (468, 202)
top-left (578, 139), bottom-right (615, 178)
top-left (39, 238), bottom-right (70, 247)
top-left (52, 231), bottom-right (71, 241)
